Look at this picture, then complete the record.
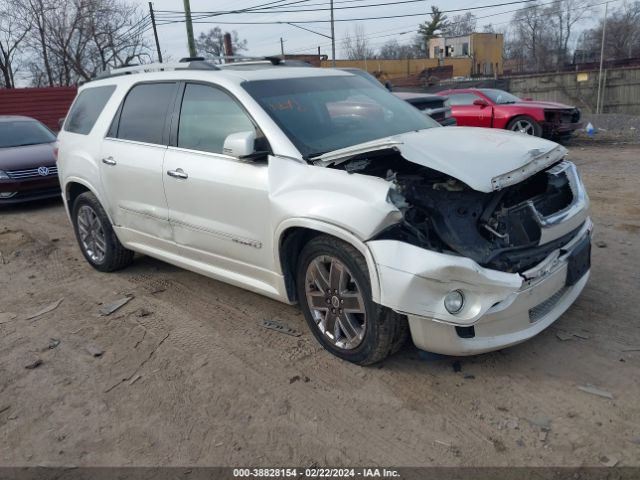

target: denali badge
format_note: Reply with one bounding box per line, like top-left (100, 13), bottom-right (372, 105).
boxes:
top-left (37, 166), bottom-right (50, 176)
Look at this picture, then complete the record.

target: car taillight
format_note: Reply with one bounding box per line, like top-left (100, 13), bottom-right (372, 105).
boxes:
top-left (53, 146), bottom-right (59, 162)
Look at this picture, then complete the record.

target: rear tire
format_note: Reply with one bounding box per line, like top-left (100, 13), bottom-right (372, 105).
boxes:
top-left (71, 192), bottom-right (134, 272)
top-left (507, 115), bottom-right (542, 136)
top-left (296, 235), bottom-right (408, 365)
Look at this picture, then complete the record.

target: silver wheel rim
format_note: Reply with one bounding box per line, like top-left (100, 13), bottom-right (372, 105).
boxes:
top-left (511, 119), bottom-right (535, 135)
top-left (77, 205), bottom-right (107, 264)
top-left (304, 255), bottom-right (366, 350)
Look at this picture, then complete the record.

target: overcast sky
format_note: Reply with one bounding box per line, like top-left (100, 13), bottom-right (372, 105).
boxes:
top-left (136, 0), bottom-right (552, 61)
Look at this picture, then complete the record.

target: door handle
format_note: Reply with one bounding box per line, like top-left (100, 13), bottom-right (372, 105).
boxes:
top-left (167, 168), bottom-right (188, 180)
top-left (102, 157), bottom-right (116, 166)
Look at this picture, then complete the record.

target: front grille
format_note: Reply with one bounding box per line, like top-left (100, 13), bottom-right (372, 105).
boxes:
top-left (6, 165), bottom-right (58, 179)
top-left (528, 286), bottom-right (569, 323)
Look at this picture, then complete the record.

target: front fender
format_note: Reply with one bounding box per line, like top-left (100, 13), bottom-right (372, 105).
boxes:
top-left (274, 218), bottom-right (383, 304)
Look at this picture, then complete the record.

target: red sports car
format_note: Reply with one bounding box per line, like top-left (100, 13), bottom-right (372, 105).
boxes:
top-left (436, 88), bottom-right (582, 138)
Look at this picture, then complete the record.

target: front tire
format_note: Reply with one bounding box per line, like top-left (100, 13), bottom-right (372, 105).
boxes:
top-left (296, 235), bottom-right (408, 365)
top-left (71, 192), bottom-right (134, 272)
top-left (507, 115), bottom-right (542, 136)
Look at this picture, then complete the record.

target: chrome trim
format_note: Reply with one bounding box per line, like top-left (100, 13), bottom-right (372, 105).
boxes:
top-left (532, 161), bottom-right (590, 245)
top-left (170, 217), bottom-right (263, 249)
top-left (491, 145), bottom-right (567, 191)
top-left (167, 168), bottom-right (189, 179)
top-left (6, 165), bottom-right (58, 179)
top-left (103, 137), bottom-right (168, 149)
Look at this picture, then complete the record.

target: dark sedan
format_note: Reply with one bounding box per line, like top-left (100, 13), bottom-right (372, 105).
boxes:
top-left (0, 116), bottom-right (60, 204)
top-left (339, 68), bottom-right (456, 126)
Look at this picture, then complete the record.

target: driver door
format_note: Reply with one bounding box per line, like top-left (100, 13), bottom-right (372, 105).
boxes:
top-left (162, 82), bottom-right (273, 280)
top-left (448, 92), bottom-right (493, 128)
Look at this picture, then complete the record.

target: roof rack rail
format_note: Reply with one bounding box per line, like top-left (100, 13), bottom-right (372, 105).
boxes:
top-left (94, 60), bottom-right (220, 80)
top-left (204, 55), bottom-right (284, 65)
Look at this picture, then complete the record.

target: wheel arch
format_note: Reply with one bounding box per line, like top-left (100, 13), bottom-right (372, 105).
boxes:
top-left (275, 219), bottom-right (381, 304)
top-left (63, 178), bottom-right (113, 223)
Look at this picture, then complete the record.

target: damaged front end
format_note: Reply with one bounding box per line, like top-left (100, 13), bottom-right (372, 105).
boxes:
top-left (328, 146), bottom-right (589, 276)
top-left (311, 129), bottom-right (591, 354)
top-left (380, 159), bottom-right (588, 273)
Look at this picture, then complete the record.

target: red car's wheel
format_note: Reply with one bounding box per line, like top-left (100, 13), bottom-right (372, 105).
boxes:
top-left (507, 115), bottom-right (542, 137)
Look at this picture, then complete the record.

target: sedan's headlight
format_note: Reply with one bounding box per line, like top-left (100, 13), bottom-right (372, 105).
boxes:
top-left (0, 170), bottom-right (10, 180)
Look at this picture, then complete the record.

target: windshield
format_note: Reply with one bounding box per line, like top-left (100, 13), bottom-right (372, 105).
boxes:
top-left (0, 120), bottom-right (56, 148)
top-left (481, 89), bottom-right (521, 105)
top-left (243, 75), bottom-right (438, 158)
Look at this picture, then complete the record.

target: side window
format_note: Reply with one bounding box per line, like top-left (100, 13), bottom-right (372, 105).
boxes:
top-left (64, 85), bottom-right (116, 135)
top-left (447, 93), bottom-right (481, 106)
top-left (178, 83), bottom-right (255, 155)
top-left (115, 83), bottom-right (176, 145)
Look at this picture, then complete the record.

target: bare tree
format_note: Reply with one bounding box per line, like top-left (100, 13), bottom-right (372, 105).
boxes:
top-left (582, 1), bottom-right (640, 60)
top-left (505, 1), bottom-right (554, 72)
top-left (195, 27), bottom-right (247, 58)
top-left (442, 12), bottom-right (477, 37)
top-left (342, 24), bottom-right (375, 60)
top-left (545, 0), bottom-right (592, 68)
top-left (12, 0), bottom-right (150, 86)
top-left (378, 39), bottom-right (419, 59)
top-left (0, 0), bottom-right (30, 87)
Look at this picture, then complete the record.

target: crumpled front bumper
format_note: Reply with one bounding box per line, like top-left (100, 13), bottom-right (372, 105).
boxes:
top-left (367, 219), bottom-right (592, 355)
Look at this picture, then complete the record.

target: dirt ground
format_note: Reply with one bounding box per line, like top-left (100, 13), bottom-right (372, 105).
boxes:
top-left (1, 144), bottom-right (639, 468)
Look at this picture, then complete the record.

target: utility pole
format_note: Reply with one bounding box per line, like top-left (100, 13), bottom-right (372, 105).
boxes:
top-left (596, 2), bottom-right (608, 114)
top-left (280, 37), bottom-right (285, 58)
top-left (183, 0), bottom-right (197, 58)
top-left (330, 0), bottom-right (336, 67)
top-left (148, 2), bottom-right (163, 63)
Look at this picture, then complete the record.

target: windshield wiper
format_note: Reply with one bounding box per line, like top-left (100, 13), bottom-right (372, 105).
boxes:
top-left (8, 142), bottom-right (45, 147)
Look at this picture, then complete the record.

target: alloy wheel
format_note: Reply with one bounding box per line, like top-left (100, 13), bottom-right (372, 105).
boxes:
top-left (77, 205), bottom-right (107, 264)
top-left (304, 255), bottom-right (366, 350)
top-left (510, 119), bottom-right (536, 135)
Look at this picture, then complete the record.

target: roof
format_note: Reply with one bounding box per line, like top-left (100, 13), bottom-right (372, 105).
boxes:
top-left (85, 62), bottom-right (352, 91)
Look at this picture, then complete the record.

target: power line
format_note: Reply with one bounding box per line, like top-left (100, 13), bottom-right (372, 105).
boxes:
top-left (158, 0), bottom-right (540, 16)
top-left (155, 1), bottom-right (546, 25)
top-left (281, 0), bottom-right (620, 54)
top-left (154, 0), bottom-right (541, 22)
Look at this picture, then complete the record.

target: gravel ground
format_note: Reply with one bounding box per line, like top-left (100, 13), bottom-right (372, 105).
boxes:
top-left (570, 114), bottom-right (640, 144)
top-left (0, 144), bottom-right (639, 468)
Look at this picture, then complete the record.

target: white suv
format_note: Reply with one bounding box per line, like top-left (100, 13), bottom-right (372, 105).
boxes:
top-left (57, 59), bottom-right (592, 365)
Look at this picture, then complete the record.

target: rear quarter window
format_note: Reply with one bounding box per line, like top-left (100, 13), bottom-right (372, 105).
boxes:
top-left (64, 85), bottom-right (116, 134)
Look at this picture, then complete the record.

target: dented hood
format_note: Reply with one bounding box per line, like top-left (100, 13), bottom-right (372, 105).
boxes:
top-left (312, 127), bottom-right (567, 192)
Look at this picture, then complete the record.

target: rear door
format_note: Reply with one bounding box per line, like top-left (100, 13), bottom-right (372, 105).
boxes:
top-left (447, 92), bottom-right (493, 128)
top-left (162, 82), bottom-right (273, 279)
top-left (100, 82), bottom-right (179, 241)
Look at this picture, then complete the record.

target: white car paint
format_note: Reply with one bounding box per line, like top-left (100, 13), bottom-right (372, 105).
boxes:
top-left (57, 64), bottom-right (591, 357)
top-left (313, 127), bottom-right (567, 193)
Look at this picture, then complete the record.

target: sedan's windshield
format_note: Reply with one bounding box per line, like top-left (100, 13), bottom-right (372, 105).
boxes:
top-left (243, 75), bottom-right (438, 158)
top-left (0, 120), bottom-right (56, 148)
top-left (481, 89), bottom-right (521, 105)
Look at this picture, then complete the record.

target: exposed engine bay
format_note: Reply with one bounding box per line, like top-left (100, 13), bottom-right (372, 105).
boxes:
top-left (331, 149), bottom-right (583, 273)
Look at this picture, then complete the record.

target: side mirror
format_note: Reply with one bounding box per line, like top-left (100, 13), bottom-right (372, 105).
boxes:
top-left (473, 98), bottom-right (489, 107)
top-left (223, 131), bottom-right (257, 159)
